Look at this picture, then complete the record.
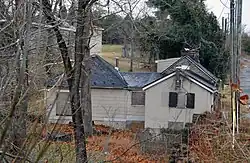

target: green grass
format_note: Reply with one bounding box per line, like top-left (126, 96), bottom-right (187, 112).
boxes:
top-left (102, 44), bottom-right (122, 53)
top-left (101, 44), bottom-right (152, 72)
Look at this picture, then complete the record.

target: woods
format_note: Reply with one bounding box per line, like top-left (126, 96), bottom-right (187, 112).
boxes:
top-left (97, 0), bottom-right (229, 79)
top-left (1, 0), bottom-right (95, 162)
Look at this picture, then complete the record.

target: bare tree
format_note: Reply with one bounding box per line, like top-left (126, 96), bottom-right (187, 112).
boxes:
top-left (109, 0), bottom-right (148, 71)
top-left (41, 0), bottom-right (96, 162)
top-left (0, 0), bottom-right (30, 161)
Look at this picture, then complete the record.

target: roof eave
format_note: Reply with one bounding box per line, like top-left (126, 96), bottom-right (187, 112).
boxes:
top-left (143, 73), bottom-right (176, 91)
top-left (185, 55), bottom-right (218, 82)
top-left (46, 85), bottom-right (127, 90)
top-left (143, 71), bottom-right (217, 93)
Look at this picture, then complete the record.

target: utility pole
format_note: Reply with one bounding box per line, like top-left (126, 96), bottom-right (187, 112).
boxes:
top-left (222, 17), bottom-right (228, 44)
top-left (233, 0), bottom-right (238, 135)
top-left (222, 17), bottom-right (225, 33)
top-left (230, 0), bottom-right (236, 148)
top-left (225, 18), bottom-right (228, 34)
top-left (236, 0), bottom-right (243, 134)
top-left (230, 0), bottom-right (243, 147)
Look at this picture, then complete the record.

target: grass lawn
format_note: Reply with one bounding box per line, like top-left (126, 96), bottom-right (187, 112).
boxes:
top-left (102, 44), bottom-right (123, 54)
top-left (101, 44), bottom-right (151, 72)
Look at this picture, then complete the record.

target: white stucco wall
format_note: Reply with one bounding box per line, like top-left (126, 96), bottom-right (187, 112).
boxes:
top-left (45, 88), bottom-right (145, 127)
top-left (144, 75), bottom-right (214, 129)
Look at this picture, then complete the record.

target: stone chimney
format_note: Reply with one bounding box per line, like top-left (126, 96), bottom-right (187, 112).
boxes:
top-left (181, 48), bottom-right (200, 63)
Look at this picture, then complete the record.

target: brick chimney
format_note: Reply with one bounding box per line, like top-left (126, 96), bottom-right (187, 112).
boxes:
top-left (181, 48), bottom-right (200, 63)
top-left (115, 57), bottom-right (119, 71)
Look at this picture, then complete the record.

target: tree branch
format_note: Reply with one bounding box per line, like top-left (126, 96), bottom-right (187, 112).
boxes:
top-left (41, 0), bottom-right (73, 89)
top-left (0, 151), bottom-right (32, 163)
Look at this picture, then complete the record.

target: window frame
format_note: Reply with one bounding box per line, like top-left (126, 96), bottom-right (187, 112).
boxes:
top-left (168, 92), bottom-right (178, 108)
top-left (131, 91), bottom-right (145, 106)
top-left (186, 93), bottom-right (195, 109)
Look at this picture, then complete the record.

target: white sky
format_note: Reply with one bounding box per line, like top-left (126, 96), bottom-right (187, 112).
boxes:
top-left (205, 0), bottom-right (250, 32)
top-left (65, 0), bottom-right (249, 32)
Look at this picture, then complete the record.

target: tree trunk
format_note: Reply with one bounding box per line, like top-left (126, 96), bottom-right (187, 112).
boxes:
top-left (42, 0), bottom-right (96, 162)
top-left (123, 38), bottom-right (128, 58)
top-left (9, 0), bottom-right (30, 161)
top-left (71, 0), bottom-right (88, 161)
top-left (129, 17), bottom-right (134, 72)
top-left (80, 8), bottom-right (93, 136)
top-left (81, 52), bottom-right (93, 136)
top-left (81, 73), bottom-right (92, 136)
top-left (45, 29), bottom-right (53, 77)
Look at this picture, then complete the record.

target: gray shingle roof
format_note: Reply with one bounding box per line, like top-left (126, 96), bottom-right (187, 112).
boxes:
top-left (47, 55), bottom-right (218, 90)
top-left (121, 72), bottom-right (162, 88)
top-left (182, 70), bottom-right (217, 91)
top-left (46, 55), bottom-right (127, 88)
top-left (90, 55), bottom-right (127, 88)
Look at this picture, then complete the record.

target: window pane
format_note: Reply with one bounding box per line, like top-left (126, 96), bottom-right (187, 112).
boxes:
top-left (169, 92), bottom-right (178, 107)
top-left (186, 93), bottom-right (195, 109)
top-left (131, 91), bottom-right (145, 105)
top-left (56, 93), bottom-right (72, 116)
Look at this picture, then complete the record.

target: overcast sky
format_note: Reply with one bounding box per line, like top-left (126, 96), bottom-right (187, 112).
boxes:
top-left (205, 0), bottom-right (250, 32)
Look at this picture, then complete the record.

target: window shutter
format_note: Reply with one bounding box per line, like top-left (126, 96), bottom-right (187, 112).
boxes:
top-left (169, 92), bottom-right (178, 107)
top-left (186, 93), bottom-right (195, 109)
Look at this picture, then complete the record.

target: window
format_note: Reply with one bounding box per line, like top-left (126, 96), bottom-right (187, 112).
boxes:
top-left (168, 92), bottom-right (195, 109)
top-left (56, 93), bottom-right (72, 116)
top-left (169, 92), bottom-right (178, 107)
top-left (186, 93), bottom-right (195, 109)
top-left (131, 91), bottom-right (145, 105)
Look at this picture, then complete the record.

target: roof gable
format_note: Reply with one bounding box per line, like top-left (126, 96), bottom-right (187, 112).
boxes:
top-left (143, 70), bottom-right (217, 93)
top-left (161, 56), bottom-right (218, 84)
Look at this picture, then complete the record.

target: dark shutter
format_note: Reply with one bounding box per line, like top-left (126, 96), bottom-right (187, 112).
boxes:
top-left (169, 92), bottom-right (178, 107)
top-left (186, 93), bottom-right (195, 109)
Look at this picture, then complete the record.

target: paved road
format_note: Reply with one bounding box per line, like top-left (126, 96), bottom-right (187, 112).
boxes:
top-left (240, 58), bottom-right (250, 118)
top-left (240, 58), bottom-right (250, 96)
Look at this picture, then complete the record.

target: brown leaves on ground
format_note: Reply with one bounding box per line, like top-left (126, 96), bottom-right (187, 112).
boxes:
top-left (46, 124), bottom-right (166, 163)
top-left (189, 111), bottom-right (250, 162)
